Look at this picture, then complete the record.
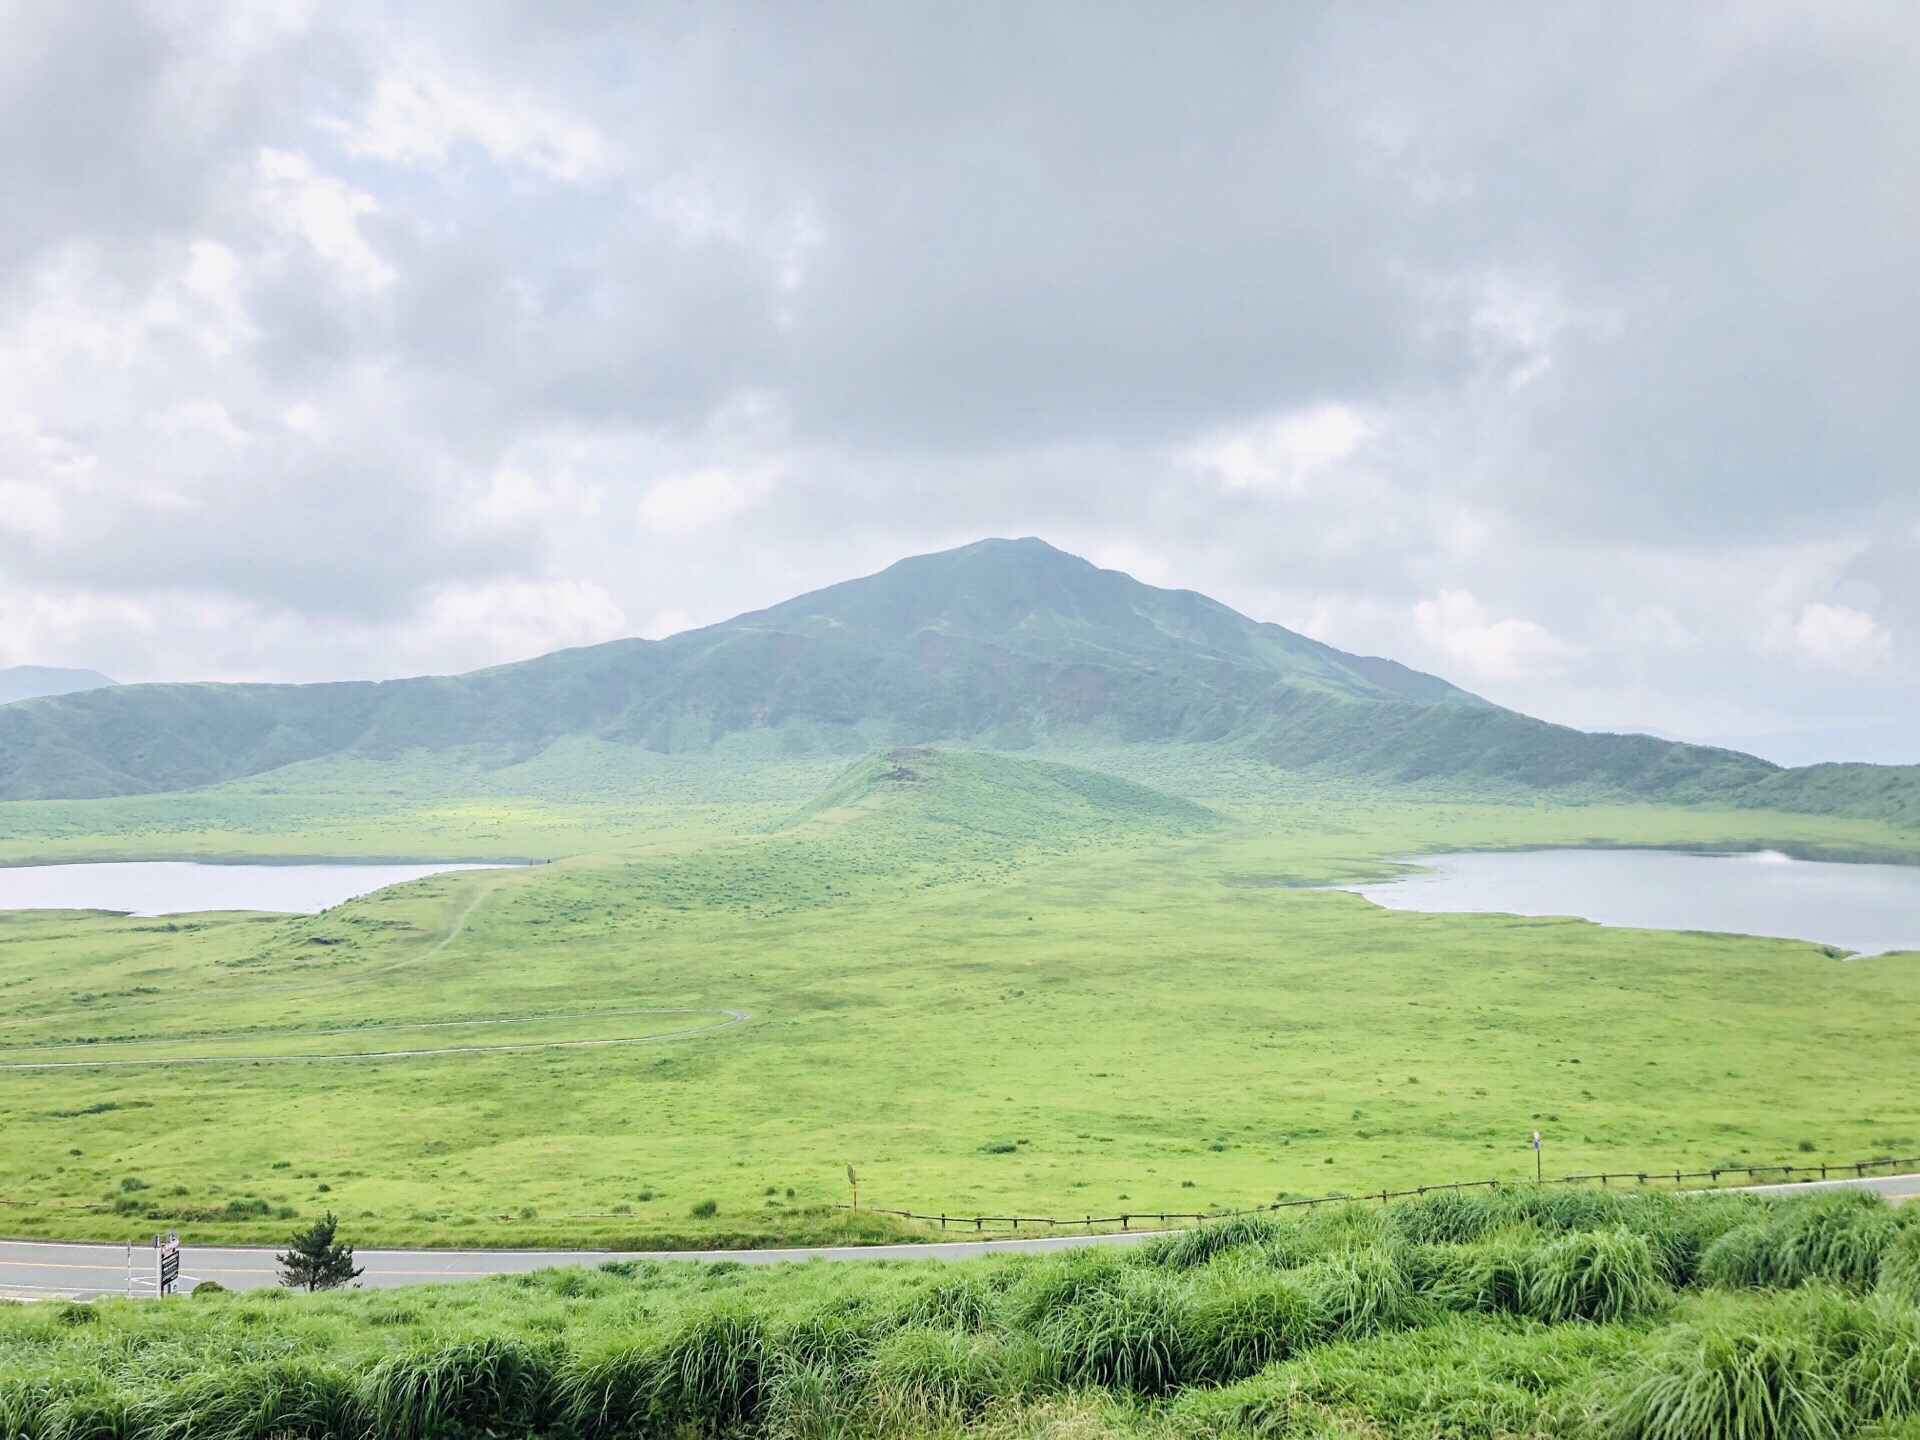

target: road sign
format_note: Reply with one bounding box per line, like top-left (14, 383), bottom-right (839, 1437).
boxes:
top-left (154, 1232), bottom-right (180, 1296)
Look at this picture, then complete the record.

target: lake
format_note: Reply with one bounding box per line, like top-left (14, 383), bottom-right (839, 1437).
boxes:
top-left (0, 861), bottom-right (512, 917)
top-left (1334, 848), bottom-right (1920, 957)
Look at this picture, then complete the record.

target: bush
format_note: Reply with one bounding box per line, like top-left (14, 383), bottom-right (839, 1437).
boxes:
top-left (362, 1336), bottom-right (556, 1440)
top-left (1427, 1230), bottom-right (1537, 1316)
top-left (997, 1248), bottom-right (1132, 1331)
top-left (1183, 1271), bottom-right (1325, 1383)
top-left (1030, 1270), bottom-right (1188, 1394)
top-left (560, 1307), bottom-right (770, 1435)
top-left (191, 1280), bottom-right (227, 1297)
top-left (1526, 1227), bottom-right (1665, 1324)
top-left (1140, 1214), bottom-right (1280, 1270)
top-left (146, 1357), bottom-right (360, 1440)
top-left (1703, 1195), bottom-right (1901, 1293)
top-left (1879, 1225), bottom-right (1920, 1304)
top-left (1608, 1315), bottom-right (1846, 1440)
top-left (868, 1326), bottom-right (1009, 1413)
top-left (900, 1272), bottom-right (998, 1331)
top-left (1303, 1248), bottom-right (1418, 1339)
top-left (1391, 1187), bottom-right (1511, 1246)
top-left (689, 1199), bottom-right (719, 1219)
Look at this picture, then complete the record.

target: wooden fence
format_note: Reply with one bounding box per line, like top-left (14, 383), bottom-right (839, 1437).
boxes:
top-left (839, 1151), bottom-right (1920, 1234)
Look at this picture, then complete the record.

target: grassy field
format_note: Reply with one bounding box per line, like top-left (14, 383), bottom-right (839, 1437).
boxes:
top-left (2, 746), bottom-right (1918, 1250)
top-left (12, 1187), bottom-right (1920, 1439)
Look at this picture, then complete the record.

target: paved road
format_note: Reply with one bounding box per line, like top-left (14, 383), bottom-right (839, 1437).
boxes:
top-left (8, 1171), bottom-right (1914, 1300)
top-left (0, 1230), bottom-right (1156, 1299)
top-left (1733, 1171), bottom-right (1920, 1200)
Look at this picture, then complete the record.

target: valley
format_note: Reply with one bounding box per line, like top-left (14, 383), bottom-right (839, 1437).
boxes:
top-left (3, 744), bottom-right (1917, 1252)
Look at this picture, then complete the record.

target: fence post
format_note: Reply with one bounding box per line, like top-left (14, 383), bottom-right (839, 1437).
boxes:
top-left (1121, 1214), bottom-right (1129, 1231)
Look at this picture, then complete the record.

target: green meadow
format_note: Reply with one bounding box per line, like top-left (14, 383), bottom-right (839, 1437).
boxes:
top-left (3, 746), bottom-right (1919, 1250)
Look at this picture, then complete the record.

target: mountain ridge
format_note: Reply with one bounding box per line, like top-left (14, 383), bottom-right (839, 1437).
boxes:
top-left (0, 536), bottom-right (1897, 821)
top-left (0, 665), bottom-right (119, 707)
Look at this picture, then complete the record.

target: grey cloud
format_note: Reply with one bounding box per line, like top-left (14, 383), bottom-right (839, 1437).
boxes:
top-left (0, 1), bottom-right (1913, 753)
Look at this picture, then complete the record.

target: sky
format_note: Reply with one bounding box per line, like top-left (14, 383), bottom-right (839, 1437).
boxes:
top-left (0, 3), bottom-right (1915, 763)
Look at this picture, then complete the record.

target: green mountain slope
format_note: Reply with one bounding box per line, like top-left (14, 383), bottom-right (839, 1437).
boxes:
top-left (0, 536), bottom-right (1904, 822)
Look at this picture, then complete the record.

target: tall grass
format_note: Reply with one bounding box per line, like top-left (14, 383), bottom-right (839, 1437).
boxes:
top-left (1701, 1192), bottom-right (1905, 1292)
top-left (5, 1189), bottom-right (1919, 1440)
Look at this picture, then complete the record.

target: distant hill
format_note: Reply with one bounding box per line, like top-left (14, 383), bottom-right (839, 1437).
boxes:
top-left (0, 537), bottom-right (1908, 825)
top-left (0, 666), bottom-right (118, 707)
top-left (787, 746), bottom-right (1220, 841)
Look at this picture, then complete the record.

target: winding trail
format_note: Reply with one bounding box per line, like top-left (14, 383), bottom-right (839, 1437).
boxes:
top-left (0, 1009), bottom-right (748, 1070)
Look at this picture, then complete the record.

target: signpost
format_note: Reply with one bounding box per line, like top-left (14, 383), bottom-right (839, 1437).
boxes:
top-left (154, 1232), bottom-right (180, 1296)
top-left (1532, 1130), bottom-right (1542, 1183)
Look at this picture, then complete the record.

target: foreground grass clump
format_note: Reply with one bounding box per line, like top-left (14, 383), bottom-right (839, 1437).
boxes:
top-left (12, 1188), bottom-right (1920, 1438)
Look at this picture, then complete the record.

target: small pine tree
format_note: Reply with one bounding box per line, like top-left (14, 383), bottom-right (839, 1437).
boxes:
top-left (276, 1211), bottom-right (363, 1292)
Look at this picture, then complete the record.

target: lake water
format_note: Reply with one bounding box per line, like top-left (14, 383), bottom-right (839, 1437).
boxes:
top-left (0, 861), bottom-right (512, 917)
top-left (1335, 848), bottom-right (1920, 957)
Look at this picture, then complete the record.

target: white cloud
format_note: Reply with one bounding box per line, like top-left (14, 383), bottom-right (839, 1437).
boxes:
top-left (159, 400), bottom-right (249, 450)
top-left (644, 608), bottom-right (694, 639)
top-left (638, 466), bottom-right (777, 537)
top-left (0, 586), bottom-right (157, 668)
top-left (420, 579), bottom-right (628, 666)
top-left (256, 149), bottom-right (394, 288)
top-left (1413, 589), bottom-right (1576, 682)
top-left (0, 481), bottom-right (64, 541)
top-left (340, 64), bottom-right (609, 182)
top-left (1184, 404), bottom-right (1373, 496)
top-left (1765, 602), bottom-right (1892, 672)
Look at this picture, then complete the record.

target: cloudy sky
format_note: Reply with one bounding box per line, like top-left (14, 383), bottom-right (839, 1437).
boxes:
top-left (1, 2), bottom-right (1915, 761)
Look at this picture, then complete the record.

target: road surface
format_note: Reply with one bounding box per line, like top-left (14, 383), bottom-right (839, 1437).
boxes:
top-left (0, 1230), bottom-right (1155, 1299)
top-left (7, 1171), bottom-right (1915, 1300)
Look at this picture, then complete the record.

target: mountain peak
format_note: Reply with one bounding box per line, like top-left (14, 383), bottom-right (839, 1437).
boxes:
top-left (0, 540), bottom-right (1791, 807)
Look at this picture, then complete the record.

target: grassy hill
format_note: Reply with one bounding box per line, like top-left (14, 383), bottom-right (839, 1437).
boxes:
top-left (785, 747), bottom-right (1220, 842)
top-left (0, 537), bottom-right (1842, 813)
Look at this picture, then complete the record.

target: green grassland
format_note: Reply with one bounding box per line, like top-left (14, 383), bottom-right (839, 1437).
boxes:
top-left (14, 1187), bottom-right (1920, 1440)
top-left (2, 747), bottom-right (1919, 1250)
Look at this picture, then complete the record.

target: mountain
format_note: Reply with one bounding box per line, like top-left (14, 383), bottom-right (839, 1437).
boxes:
top-left (0, 666), bottom-right (118, 707)
top-left (0, 537), bottom-right (1895, 818)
